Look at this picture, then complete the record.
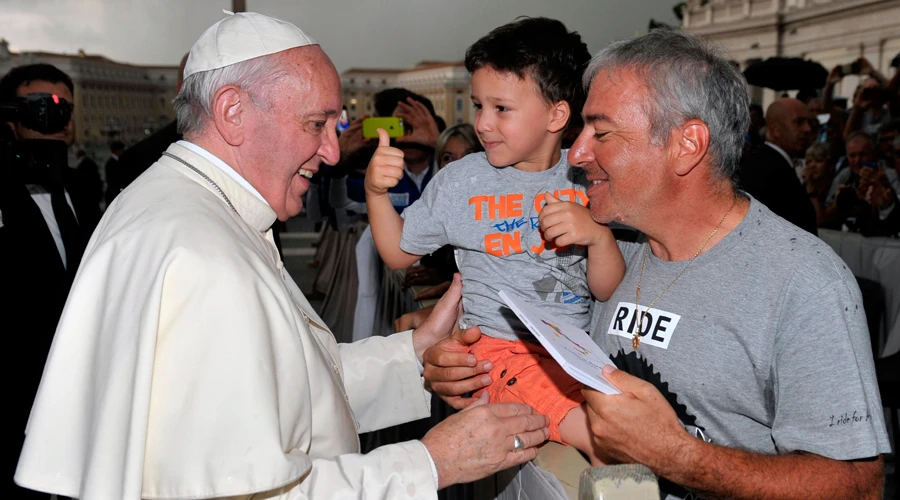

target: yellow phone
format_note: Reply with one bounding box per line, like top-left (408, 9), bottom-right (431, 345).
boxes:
top-left (362, 117), bottom-right (405, 139)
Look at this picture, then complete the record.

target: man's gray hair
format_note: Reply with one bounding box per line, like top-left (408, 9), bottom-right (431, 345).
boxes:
top-left (583, 29), bottom-right (750, 181)
top-left (173, 55), bottom-right (289, 137)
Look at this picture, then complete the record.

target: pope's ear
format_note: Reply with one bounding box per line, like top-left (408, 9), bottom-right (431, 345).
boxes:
top-left (211, 85), bottom-right (245, 146)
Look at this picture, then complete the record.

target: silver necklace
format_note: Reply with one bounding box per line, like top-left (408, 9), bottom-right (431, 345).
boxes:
top-left (163, 151), bottom-right (237, 213)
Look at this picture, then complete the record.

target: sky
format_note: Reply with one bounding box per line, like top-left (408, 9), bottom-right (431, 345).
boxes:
top-left (0, 0), bottom-right (680, 73)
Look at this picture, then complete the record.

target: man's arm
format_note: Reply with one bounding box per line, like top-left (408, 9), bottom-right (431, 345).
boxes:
top-left (583, 367), bottom-right (885, 500)
top-left (665, 438), bottom-right (883, 499)
top-left (364, 128), bottom-right (421, 269)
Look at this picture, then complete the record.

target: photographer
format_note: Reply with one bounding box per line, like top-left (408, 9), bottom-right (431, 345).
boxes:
top-left (824, 57), bottom-right (899, 139)
top-left (0, 63), bottom-right (99, 499)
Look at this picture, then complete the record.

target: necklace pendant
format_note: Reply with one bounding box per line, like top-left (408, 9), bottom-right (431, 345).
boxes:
top-left (632, 333), bottom-right (640, 350)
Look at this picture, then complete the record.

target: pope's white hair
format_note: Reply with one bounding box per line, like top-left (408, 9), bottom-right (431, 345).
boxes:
top-left (173, 55), bottom-right (288, 138)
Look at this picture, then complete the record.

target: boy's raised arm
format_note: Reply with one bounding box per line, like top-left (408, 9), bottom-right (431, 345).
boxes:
top-left (365, 128), bottom-right (423, 269)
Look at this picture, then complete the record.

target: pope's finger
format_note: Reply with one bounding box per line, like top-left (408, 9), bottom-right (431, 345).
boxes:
top-left (509, 427), bottom-right (550, 452)
top-left (489, 401), bottom-right (537, 419)
top-left (377, 128), bottom-right (391, 148)
top-left (507, 413), bottom-right (551, 436)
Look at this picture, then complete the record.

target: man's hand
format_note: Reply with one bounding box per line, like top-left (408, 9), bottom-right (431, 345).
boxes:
top-left (395, 306), bottom-right (434, 332)
top-left (858, 168), bottom-right (895, 211)
top-left (338, 115), bottom-right (372, 160)
top-left (414, 281), bottom-right (452, 301)
top-left (394, 97), bottom-right (440, 148)
top-left (538, 193), bottom-right (607, 248)
top-left (827, 65), bottom-right (844, 85)
top-left (364, 128), bottom-right (405, 196)
top-left (411, 274), bottom-right (462, 361)
top-left (582, 365), bottom-right (690, 474)
top-left (402, 264), bottom-right (447, 289)
top-left (857, 57), bottom-right (876, 76)
top-left (423, 326), bottom-right (493, 409)
top-left (421, 401), bottom-right (550, 489)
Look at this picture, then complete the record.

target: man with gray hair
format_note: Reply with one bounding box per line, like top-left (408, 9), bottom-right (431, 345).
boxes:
top-left (14, 12), bottom-right (549, 499)
top-left (424, 28), bottom-right (889, 498)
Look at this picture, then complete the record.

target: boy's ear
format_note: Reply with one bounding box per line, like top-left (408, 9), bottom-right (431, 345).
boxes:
top-left (548, 100), bottom-right (571, 134)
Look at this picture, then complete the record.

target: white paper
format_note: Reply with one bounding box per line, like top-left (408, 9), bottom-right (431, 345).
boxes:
top-left (499, 291), bottom-right (621, 394)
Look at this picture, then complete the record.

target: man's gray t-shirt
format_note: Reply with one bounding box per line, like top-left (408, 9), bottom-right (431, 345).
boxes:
top-left (400, 151), bottom-right (592, 340)
top-left (591, 196), bottom-right (890, 499)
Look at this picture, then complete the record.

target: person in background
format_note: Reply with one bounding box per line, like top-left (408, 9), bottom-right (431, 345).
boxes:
top-left (801, 142), bottom-right (835, 226)
top-left (738, 98), bottom-right (817, 234)
top-left (0, 62), bottom-right (99, 500)
top-left (104, 139), bottom-right (125, 206)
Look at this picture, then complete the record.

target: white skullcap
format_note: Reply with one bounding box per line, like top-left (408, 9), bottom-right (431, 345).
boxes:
top-left (183, 10), bottom-right (317, 79)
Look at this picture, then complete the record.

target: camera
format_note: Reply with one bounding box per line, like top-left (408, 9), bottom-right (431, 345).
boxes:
top-left (1, 93), bottom-right (73, 185)
top-left (838, 60), bottom-right (862, 77)
top-left (0, 92), bottom-right (73, 136)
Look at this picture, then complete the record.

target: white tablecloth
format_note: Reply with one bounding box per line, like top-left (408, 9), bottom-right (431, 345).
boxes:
top-left (819, 229), bottom-right (900, 358)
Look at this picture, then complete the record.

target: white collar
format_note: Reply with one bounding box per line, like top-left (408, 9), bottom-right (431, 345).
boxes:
top-left (177, 140), bottom-right (268, 205)
top-left (765, 142), bottom-right (793, 167)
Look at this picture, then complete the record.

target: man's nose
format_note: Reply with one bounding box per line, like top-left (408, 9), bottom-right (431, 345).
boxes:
top-left (567, 131), bottom-right (593, 168)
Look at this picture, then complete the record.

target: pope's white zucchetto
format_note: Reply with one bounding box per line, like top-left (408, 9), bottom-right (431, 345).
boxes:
top-left (183, 10), bottom-right (318, 79)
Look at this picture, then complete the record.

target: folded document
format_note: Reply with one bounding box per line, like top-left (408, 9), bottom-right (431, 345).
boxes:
top-left (499, 291), bottom-right (620, 394)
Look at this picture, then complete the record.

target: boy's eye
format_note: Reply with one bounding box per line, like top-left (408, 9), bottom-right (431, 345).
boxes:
top-left (473, 103), bottom-right (482, 110)
top-left (496, 106), bottom-right (508, 112)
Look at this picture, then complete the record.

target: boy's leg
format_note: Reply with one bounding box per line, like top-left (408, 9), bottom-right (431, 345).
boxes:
top-left (558, 403), bottom-right (610, 467)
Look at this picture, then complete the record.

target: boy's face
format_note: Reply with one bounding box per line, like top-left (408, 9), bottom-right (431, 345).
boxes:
top-left (471, 67), bottom-right (558, 169)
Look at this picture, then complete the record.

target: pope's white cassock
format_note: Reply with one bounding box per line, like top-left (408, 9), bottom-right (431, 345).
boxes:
top-left (15, 142), bottom-right (438, 499)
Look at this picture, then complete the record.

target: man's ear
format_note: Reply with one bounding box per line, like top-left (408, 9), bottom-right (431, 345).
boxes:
top-left (548, 101), bottom-right (571, 134)
top-left (212, 86), bottom-right (245, 146)
top-left (673, 119), bottom-right (710, 177)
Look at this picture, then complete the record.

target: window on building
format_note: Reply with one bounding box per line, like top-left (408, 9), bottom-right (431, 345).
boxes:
top-left (350, 78), bottom-right (355, 84)
top-left (456, 98), bottom-right (464, 112)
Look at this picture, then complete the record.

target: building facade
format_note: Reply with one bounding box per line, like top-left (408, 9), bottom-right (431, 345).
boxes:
top-left (342, 61), bottom-right (473, 126)
top-left (0, 39), bottom-right (178, 150)
top-left (682, 0), bottom-right (900, 107)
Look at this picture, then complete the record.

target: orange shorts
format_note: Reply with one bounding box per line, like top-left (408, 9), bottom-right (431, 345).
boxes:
top-left (469, 336), bottom-right (585, 444)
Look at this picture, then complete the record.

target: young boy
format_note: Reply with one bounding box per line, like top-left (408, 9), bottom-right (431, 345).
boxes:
top-left (364, 18), bottom-right (625, 464)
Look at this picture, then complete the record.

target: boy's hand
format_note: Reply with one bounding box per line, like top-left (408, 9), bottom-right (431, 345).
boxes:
top-left (364, 128), bottom-right (405, 196)
top-left (538, 192), bottom-right (608, 248)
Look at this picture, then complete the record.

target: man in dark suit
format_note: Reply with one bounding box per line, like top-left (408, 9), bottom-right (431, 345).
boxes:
top-left (738, 98), bottom-right (818, 235)
top-left (0, 63), bottom-right (100, 499)
top-left (117, 54), bottom-right (187, 189)
top-left (104, 139), bottom-right (125, 206)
